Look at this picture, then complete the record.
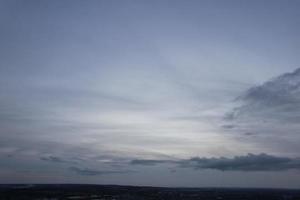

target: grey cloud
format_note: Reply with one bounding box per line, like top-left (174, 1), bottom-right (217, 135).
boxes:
top-left (69, 167), bottom-right (134, 176)
top-left (130, 153), bottom-right (300, 171)
top-left (244, 132), bottom-right (255, 136)
top-left (130, 159), bottom-right (175, 166)
top-left (227, 68), bottom-right (300, 123)
top-left (221, 124), bottom-right (236, 129)
top-left (181, 153), bottom-right (300, 171)
top-left (40, 156), bottom-right (75, 164)
top-left (222, 68), bottom-right (300, 154)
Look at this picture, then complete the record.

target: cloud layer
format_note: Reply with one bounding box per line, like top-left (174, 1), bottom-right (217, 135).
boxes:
top-left (131, 153), bottom-right (300, 171)
top-left (69, 167), bottom-right (134, 176)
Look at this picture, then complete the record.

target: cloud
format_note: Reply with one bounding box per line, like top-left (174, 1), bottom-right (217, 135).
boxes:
top-left (221, 124), bottom-right (235, 129)
top-left (69, 167), bottom-right (134, 176)
top-left (130, 153), bottom-right (300, 171)
top-left (227, 68), bottom-right (300, 123)
top-left (244, 132), bottom-right (255, 136)
top-left (180, 153), bottom-right (300, 171)
top-left (222, 68), bottom-right (300, 154)
top-left (130, 159), bottom-right (175, 166)
top-left (40, 156), bottom-right (75, 164)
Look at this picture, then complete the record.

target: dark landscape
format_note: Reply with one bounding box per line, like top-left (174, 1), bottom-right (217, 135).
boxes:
top-left (1, 184), bottom-right (300, 200)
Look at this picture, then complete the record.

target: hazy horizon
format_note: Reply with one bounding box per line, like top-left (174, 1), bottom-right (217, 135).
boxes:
top-left (1, 0), bottom-right (300, 188)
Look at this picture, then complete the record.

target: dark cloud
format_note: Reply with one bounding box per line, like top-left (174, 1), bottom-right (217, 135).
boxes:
top-left (222, 68), bottom-right (300, 154)
top-left (69, 167), bottom-right (134, 176)
top-left (244, 132), bottom-right (255, 136)
top-left (130, 159), bottom-right (175, 166)
top-left (181, 153), bottom-right (300, 171)
top-left (40, 156), bottom-right (75, 164)
top-left (227, 68), bottom-right (300, 123)
top-left (221, 124), bottom-right (236, 129)
top-left (130, 153), bottom-right (300, 172)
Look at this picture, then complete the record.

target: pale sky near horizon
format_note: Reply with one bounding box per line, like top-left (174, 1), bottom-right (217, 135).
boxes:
top-left (1, 0), bottom-right (300, 188)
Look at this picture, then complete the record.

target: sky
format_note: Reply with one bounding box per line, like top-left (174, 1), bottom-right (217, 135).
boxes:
top-left (1, 0), bottom-right (300, 188)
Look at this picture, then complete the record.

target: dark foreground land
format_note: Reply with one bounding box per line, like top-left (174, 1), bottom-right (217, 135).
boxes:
top-left (1, 184), bottom-right (300, 200)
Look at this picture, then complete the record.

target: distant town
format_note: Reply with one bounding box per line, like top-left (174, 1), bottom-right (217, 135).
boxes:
top-left (1, 184), bottom-right (300, 200)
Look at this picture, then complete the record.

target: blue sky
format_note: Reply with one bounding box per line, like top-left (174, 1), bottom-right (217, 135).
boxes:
top-left (1, 0), bottom-right (300, 188)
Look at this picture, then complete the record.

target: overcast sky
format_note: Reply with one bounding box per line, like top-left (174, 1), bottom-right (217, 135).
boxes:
top-left (1, 0), bottom-right (300, 188)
